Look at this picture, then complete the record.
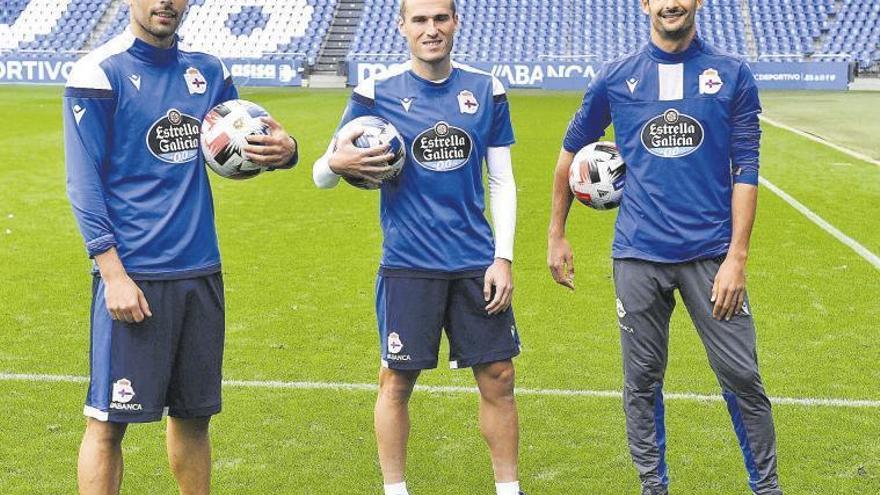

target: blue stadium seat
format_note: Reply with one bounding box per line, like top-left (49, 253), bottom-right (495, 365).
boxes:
top-left (2, 0), bottom-right (877, 71)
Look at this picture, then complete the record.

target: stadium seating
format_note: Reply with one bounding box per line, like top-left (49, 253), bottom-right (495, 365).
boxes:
top-left (819, 0), bottom-right (880, 70)
top-left (1, 0), bottom-right (878, 71)
top-left (98, 0), bottom-right (336, 65)
top-left (749, 0), bottom-right (836, 62)
top-left (1, 0), bottom-right (111, 56)
top-left (349, 0), bottom-right (783, 63)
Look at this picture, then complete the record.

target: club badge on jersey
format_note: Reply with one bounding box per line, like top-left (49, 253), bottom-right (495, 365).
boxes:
top-left (184, 67), bottom-right (208, 95)
top-left (699, 68), bottom-right (724, 95)
top-left (457, 90), bottom-right (479, 114)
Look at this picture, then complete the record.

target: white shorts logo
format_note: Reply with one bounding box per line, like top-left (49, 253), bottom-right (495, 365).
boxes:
top-left (112, 378), bottom-right (136, 404)
top-left (387, 332), bottom-right (404, 354)
top-left (616, 298), bottom-right (627, 318)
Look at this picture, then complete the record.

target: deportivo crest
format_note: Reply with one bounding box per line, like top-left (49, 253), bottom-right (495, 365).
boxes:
top-left (111, 378), bottom-right (135, 404)
top-left (184, 67), bottom-right (207, 95)
top-left (146, 109), bottom-right (201, 163)
top-left (412, 121), bottom-right (473, 172)
top-left (387, 332), bottom-right (404, 354)
top-left (699, 68), bottom-right (723, 95)
top-left (457, 90), bottom-right (479, 114)
top-left (640, 109), bottom-right (704, 158)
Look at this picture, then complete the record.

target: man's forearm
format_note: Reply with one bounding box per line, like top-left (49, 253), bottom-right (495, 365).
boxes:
top-left (728, 183), bottom-right (758, 261)
top-left (549, 149), bottom-right (576, 238)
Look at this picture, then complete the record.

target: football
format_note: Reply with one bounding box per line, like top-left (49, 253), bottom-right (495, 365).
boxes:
top-left (201, 99), bottom-right (271, 180)
top-left (569, 141), bottom-right (627, 210)
top-left (335, 116), bottom-right (406, 190)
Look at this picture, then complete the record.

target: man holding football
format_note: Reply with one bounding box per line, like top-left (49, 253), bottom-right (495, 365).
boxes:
top-left (313, 1), bottom-right (523, 494)
top-left (547, 0), bottom-right (782, 494)
top-left (64, 0), bottom-right (296, 493)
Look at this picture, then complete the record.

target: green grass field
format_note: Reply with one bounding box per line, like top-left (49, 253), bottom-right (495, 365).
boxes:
top-left (0, 86), bottom-right (878, 494)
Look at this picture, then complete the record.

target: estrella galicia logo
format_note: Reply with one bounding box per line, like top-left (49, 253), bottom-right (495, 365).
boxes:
top-left (640, 109), bottom-right (704, 158)
top-left (412, 121), bottom-right (473, 172)
top-left (146, 109), bottom-right (201, 164)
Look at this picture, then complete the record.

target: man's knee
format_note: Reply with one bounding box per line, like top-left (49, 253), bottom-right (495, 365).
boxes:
top-left (378, 368), bottom-right (419, 404)
top-left (624, 361), bottom-right (666, 392)
top-left (719, 366), bottom-right (765, 397)
top-left (475, 360), bottom-right (516, 401)
top-left (168, 416), bottom-right (211, 440)
top-left (84, 418), bottom-right (127, 448)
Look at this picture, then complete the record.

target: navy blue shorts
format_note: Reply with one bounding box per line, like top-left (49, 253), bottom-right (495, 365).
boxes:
top-left (376, 269), bottom-right (521, 370)
top-left (84, 273), bottom-right (225, 423)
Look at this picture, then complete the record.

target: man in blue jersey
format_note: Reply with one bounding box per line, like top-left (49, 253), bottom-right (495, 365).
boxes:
top-left (64, 1), bottom-right (297, 493)
top-left (548, 1), bottom-right (782, 494)
top-left (313, 1), bottom-right (522, 494)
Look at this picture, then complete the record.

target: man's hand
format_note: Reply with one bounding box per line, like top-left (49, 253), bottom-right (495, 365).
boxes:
top-left (244, 116), bottom-right (297, 168)
top-left (711, 255), bottom-right (746, 321)
top-left (328, 126), bottom-right (395, 188)
top-left (104, 274), bottom-right (151, 324)
top-left (548, 235), bottom-right (575, 290)
top-left (484, 258), bottom-right (513, 315)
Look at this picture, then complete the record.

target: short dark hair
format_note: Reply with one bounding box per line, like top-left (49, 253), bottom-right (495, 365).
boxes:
top-left (399, 0), bottom-right (457, 18)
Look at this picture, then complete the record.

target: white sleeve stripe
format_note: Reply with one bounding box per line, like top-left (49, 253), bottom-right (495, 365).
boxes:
top-left (491, 76), bottom-right (506, 96)
top-left (65, 31), bottom-right (134, 90)
top-left (66, 64), bottom-right (112, 91)
top-left (452, 62), bottom-right (507, 96)
top-left (353, 78), bottom-right (376, 100)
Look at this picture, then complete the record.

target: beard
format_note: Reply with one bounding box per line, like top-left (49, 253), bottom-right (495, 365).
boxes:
top-left (653, 9), bottom-right (696, 41)
top-left (134, 8), bottom-right (181, 42)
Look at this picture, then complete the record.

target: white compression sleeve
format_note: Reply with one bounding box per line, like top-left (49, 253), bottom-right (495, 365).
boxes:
top-left (486, 146), bottom-right (516, 262)
top-left (312, 138), bottom-right (341, 189)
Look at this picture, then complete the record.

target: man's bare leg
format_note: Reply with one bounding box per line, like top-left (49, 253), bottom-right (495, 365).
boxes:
top-left (166, 416), bottom-right (212, 495)
top-left (78, 418), bottom-right (127, 495)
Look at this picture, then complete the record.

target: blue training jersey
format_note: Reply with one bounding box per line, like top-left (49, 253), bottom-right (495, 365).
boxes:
top-left (64, 29), bottom-right (237, 279)
top-left (340, 62), bottom-right (515, 273)
top-left (564, 36), bottom-right (762, 263)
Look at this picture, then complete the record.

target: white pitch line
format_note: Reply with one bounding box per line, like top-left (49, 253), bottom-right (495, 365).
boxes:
top-left (759, 177), bottom-right (880, 270)
top-left (2, 373), bottom-right (879, 409)
top-left (759, 115), bottom-right (880, 167)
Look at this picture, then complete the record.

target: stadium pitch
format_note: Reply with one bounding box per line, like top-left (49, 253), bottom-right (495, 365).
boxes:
top-left (0, 87), bottom-right (877, 494)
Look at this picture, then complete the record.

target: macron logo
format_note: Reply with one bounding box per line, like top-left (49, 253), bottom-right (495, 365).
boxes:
top-left (626, 77), bottom-right (639, 94)
top-left (129, 74), bottom-right (141, 90)
top-left (73, 104), bottom-right (86, 125)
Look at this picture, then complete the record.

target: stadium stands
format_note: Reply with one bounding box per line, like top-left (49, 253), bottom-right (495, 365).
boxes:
top-left (1, 0), bottom-right (878, 71)
top-left (97, 0), bottom-right (336, 65)
top-left (350, 0), bottom-right (749, 63)
top-left (1, 0), bottom-right (111, 56)
top-left (820, 0), bottom-right (880, 70)
top-left (749, 0), bottom-right (835, 62)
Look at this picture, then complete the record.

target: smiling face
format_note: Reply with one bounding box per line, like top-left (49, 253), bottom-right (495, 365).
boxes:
top-left (398, 0), bottom-right (458, 66)
top-left (129, 0), bottom-right (187, 47)
top-left (641, 0), bottom-right (702, 42)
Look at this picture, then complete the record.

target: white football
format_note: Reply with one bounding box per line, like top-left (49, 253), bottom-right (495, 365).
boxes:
top-left (569, 141), bottom-right (627, 210)
top-left (201, 99), bottom-right (270, 180)
top-left (335, 116), bottom-right (406, 190)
